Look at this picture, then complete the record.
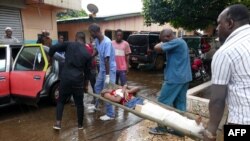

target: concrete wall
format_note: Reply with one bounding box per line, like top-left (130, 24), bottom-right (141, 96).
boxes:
top-left (21, 5), bottom-right (59, 44)
top-left (58, 15), bottom-right (192, 42)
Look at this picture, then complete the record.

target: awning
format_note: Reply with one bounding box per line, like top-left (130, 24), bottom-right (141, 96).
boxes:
top-left (43, 0), bottom-right (82, 11)
top-left (24, 0), bottom-right (82, 10)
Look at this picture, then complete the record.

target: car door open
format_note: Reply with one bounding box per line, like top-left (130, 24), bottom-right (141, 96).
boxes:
top-left (10, 44), bottom-right (49, 98)
top-left (0, 45), bottom-right (10, 103)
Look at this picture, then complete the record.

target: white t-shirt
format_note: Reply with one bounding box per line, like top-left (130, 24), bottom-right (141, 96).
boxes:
top-left (114, 89), bottom-right (124, 98)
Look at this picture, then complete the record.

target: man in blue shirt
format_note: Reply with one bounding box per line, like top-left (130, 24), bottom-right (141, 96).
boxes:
top-left (149, 29), bottom-right (192, 135)
top-left (88, 23), bottom-right (117, 121)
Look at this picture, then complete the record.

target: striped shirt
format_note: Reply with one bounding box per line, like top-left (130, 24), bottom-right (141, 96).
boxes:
top-left (211, 24), bottom-right (250, 124)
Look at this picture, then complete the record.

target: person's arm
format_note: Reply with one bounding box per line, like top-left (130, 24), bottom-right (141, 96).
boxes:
top-left (105, 57), bottom-right (110, 75)
top-left (48, 42), bottom-right (69, 57)
top-left (104, 42), bottom-right (113, 84)
top-left (83, 53), bottom-right (92, 93)
top-left (127, 86), bottom-right (140, 94)
top-left (101, 89), bottom-right (113, 96)
top-left (125, 42), bottom-right (131, 73)
top-left (93, 48), bottom-right (98, 57)
top-left (204, 85), bottom-right (227, 141)
top-left (154, 42), bottom-right (163, 53)
top-left (122, 84), bottom-right (128, 93)
top-left (204, 52), bottom-right (231, 141)
top-left (154, 39), bottom-right (179, 53)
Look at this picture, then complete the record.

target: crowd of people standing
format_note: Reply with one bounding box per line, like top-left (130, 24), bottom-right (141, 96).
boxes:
top-left (1, 4), bottom-right (249, 140)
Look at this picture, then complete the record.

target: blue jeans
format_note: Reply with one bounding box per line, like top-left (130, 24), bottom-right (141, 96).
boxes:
top-left (158, 82), bottom-right (189, 111)
top-left (94, 71), bottom-right (116, 117)
top-left (116, 70), bottom-right (127, 86)
top-left (125, 97), bottom-right (144, 109)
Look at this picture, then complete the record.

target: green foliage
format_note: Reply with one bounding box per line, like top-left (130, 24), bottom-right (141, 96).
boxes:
top-left (57, 9), bottom-right (87, 20)
top-left (143, 0), bottom-right (250, 30)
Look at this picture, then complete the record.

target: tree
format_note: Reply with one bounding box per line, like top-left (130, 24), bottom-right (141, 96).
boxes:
top-left (57, 9), bottom-right (87, 20)
top-left (143, 0), bottom-right (250, 30)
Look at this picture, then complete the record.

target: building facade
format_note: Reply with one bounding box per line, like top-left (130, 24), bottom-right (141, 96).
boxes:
top-left (57, 13), bottom-right (192, 43)
top-left (0, 0), bottom-right (81, 44)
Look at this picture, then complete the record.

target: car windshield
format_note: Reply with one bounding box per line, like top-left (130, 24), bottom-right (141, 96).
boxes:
top-left (127, 35), bottom-right (148, 46)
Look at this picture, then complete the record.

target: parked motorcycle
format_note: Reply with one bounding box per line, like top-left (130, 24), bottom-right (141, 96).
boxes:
top-left (190, 39), bottom-right (211, 82)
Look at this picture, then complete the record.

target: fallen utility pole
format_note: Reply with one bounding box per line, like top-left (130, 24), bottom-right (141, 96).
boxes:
top-left (87, 91), bottom-right (203, 140)
top-left (136, 93), bottom-right (198, 120)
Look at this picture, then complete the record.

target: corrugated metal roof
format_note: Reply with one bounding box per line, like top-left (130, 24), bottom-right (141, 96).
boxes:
top-left (57, 12), bottom-right (141, 24)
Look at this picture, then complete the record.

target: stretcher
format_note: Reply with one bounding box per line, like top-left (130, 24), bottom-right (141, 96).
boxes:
top-left (87, 91), bottom-right (204, 140)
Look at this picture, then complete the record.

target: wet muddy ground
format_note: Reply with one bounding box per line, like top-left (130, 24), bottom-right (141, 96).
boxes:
top-left (0, 70), bottom-right (200, 141)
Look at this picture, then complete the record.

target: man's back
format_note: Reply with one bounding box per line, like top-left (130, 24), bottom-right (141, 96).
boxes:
top-left (163, 38), bottom-right (192, 83)
top-left (49, 42), bottom-right (91, 86)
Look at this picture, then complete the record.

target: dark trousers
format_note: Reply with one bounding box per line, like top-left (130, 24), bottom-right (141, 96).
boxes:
top-left (89, 70), bottom-right (97, 103)
top-left (115, 70), bottom-right (127, 86)
top-left (89, 70), bottom-right (97, 93)
top-left (56, 81), bottom-right (84, 126)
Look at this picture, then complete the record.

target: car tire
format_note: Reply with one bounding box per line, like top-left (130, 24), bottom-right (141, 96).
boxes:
top-left (130, 63), bottom-right (139, 69)
top-left (154, 55), bottom-right (165, 70)
top-left (50, 82), bottom-right (71, 105)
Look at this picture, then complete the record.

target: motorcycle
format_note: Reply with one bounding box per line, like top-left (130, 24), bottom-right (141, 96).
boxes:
top-left (190, 39), bottom-right (211, 82)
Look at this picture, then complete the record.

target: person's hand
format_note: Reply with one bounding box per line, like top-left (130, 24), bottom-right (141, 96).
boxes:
top-left (154, 42), bottom-right (162, 49)
top-left (154, 42), bottom-right (163, 53)
top-left (124, 90), bottom-right (129, 101)
top-left (84, 87), bottom-right (88, 93)
top-left (83, 81), bottom-right (89, 93)
top-left (105, 75), bottom-right (110, 85)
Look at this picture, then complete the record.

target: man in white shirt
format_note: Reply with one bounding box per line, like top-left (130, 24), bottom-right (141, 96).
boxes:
top-left (204, 4), bottom-right (250, 141)
top-left (0, 27), bottom-right (20, 44)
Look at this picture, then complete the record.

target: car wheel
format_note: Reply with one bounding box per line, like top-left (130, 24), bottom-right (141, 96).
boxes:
top-left (154, 55), bottom-right (165, 70)
top-left (50, 82), bottom-right (71, 105)
top-left (130, 63), bottom-right (139, 69)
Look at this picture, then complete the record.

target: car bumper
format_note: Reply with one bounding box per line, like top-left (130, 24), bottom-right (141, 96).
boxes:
top-left (129, 55), bottom-right (153, 64)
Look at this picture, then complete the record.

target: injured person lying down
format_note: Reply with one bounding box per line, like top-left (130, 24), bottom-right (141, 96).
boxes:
top-left (101, 85), bottom-right (143, 108)
top-left (101, 85), bottom-right (205, 135)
